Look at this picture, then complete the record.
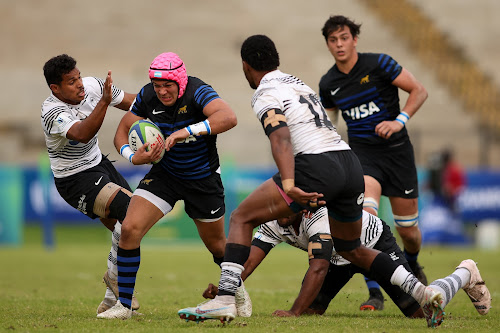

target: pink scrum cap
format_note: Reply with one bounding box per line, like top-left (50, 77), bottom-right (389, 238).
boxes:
top-left (149, 52), bottom-right (188, 98)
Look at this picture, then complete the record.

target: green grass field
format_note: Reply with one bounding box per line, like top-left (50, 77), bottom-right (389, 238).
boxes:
top-left (1, 225), bottom-right (498, 332)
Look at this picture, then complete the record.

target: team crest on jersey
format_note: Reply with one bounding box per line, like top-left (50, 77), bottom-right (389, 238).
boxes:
top-left (141, 179), bottom-right (153, 185)
top-left (360, 75), bottom-right (370, 84)
top-left (178, 105), bottom-right (187, 114)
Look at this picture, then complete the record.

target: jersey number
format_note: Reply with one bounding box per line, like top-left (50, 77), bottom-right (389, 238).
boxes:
top-left (299, 94), bottom-right (333, 129)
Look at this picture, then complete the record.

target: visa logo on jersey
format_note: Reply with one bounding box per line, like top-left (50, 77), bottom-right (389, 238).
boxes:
top-left (341, 102), bottom-right (380, 120)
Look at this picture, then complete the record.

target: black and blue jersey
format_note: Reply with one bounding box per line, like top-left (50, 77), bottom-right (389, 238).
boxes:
top-left (319, 53), bottom-right (407, 146)
top-left (131, 76), bottom-right (221, 180)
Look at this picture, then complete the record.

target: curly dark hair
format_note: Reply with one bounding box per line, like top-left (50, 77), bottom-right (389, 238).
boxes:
top-left (321, 15), bottom-right (362, 41)
top-left (43, 54), bottom-right (77, 86)
top-left (240, 35), bottom-right (280, 71)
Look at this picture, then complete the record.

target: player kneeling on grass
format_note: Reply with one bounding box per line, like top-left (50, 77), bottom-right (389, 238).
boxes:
top-left (202, 207), bottom-right (491, 327)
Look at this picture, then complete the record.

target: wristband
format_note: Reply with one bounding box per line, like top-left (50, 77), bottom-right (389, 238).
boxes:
top-left (395, 111), bottom-right (410, 126)
top-left (120, 144), bottom-right (135, 164)
top-left (185, 119), bottom-right (211, 136)
top-left (282, 179), bottom-right (295, 194)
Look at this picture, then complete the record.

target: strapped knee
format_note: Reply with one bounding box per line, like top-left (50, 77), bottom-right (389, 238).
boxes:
top-left (108, 188), bottom-right (132, 222)
top-left (332, 237), bottom-right (361, 252)
top-left (394, 213), bottom-right (419, 227)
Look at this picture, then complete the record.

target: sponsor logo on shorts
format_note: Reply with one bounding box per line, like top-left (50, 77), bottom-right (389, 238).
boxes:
top-left (405, 189), bottom-right (414, 194)
top-left (95, 176), bottom-right (103, 186)
top-left (141, 179), bottom-right (153, 185)
top-left (389, 251), bottom-right (400, 261)
top-left (357, 193), bottom-right (365, 205)
top-left (78, 194), bottom-right (88, 215)
top-left (211, 207), bottom-right (222, 214)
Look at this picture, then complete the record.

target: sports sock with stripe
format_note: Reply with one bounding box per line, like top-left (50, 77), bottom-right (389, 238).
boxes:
top-left (117, 246), bottom-right (140, 309)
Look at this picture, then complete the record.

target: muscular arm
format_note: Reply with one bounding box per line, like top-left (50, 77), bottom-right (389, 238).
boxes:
top-left (164, 98), bottom-right (237, 150)
top-left (375, 68), bottom-right (428, 139)
top-left (66, 71), bottom-right (113, 143)
top-left (286, 258), bottom-right (330, 316)
top-left (202, 98), bottom-right (238, 134)
top-left (115, 92), bottom-right (136, 111)
top-left (392, 68), bottom-right (428, 118)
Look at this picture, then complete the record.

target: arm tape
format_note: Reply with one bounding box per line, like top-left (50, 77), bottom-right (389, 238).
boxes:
top-left (261, 109), bottom-right (287, 137)
top-left (120, 144), bottom-right (135, 163)
top-left (308, 233), bottom-right (333, 261)
top-left (186, 119), bottom-right (211, 136)
top-left (251, 238), bottom-right (274, 255)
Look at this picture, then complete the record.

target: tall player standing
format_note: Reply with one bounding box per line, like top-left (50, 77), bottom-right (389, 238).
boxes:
top-left (41, 54), bottom-right (141, 315)
top-left (319, 15), bottom-right (428, 311)
top-left (178, 35), bottom-right (445, 327)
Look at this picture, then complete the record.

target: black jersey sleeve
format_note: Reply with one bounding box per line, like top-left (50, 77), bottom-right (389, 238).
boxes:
top-left (130, 85), bottom-right (151, 118)
top-left (375, 53), bottom-right (403, 82)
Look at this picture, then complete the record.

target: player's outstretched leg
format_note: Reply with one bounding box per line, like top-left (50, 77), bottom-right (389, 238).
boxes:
top-left (178, 296), bottom-right (237, 323)
top-left (456, 259), bottom-right (491, 315)
top-left (420, 286), bottom-right (445, 328)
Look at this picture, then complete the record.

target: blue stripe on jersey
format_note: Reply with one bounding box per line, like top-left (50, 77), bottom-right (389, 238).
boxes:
top-left (194, 85), bottom-right (220, 107)
top-left (390, 64), bottom-right (402, 81)
top-left (336, 87), bottom-right (377, 107)
top-left (131, 87), bottom-right (145, 116)
top-left (378, 54), bottom-right (401, 80)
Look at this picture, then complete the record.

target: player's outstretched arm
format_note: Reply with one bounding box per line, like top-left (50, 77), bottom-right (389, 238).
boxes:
top-left (272, 258), bottom-right (330, 317)
top-left (65, 70), bottom-right (113, 143)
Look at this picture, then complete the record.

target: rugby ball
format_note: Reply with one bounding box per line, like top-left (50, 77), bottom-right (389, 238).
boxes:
top-left (128, 119), bottom-right (165, 164)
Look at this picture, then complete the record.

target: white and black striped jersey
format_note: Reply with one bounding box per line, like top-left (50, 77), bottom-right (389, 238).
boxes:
top-left (252, 70), bottom-right (350, 155)
top-left (253, 208), bottom-right (383, 266)
top-left (41, 77), bottom-right (124, 178)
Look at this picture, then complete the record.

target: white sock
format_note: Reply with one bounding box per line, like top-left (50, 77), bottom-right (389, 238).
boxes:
top-left (429, 268), bottom-right (471, 308)
top-left (103, 287), bottom-right (116, 302)
top-left (218, 262), bottom-right (244, 296)
top-left (107, 222), bottom-right (121, 280)
top-left (390, 265), bottom-right (426, 303)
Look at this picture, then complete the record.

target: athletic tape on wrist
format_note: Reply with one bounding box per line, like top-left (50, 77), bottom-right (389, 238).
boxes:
top-left (185, 119), bottom-right (211, 136)
top-left (395, 111), bottom-right (410, 126)
top-left (282, 179), bottom-right (295, 193)
top-left (120, 144), bottom-right (135, 164)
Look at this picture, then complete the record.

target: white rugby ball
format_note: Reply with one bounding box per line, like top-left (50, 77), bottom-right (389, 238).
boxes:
top-left (128, 119), bottom-right (165, 164)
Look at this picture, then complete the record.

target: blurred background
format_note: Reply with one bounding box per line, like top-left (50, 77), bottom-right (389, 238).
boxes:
top-left (1, 0), bottom-right (499, 249)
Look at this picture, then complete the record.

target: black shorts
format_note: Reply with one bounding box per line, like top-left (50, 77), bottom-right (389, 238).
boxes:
top-left (273, 150), bottom-right (364, 222)
top-left (309, 221), bottom-right (420, 317)
top-left (54, 155), bottom-right (132, 219)
top-left (136, 166), bottom-right (225, 220)
top-left (350, 140), bottom-right (418, 198)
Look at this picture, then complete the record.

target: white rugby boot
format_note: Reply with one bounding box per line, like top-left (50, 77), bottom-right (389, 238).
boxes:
top-left (420, 286), bottom-right (445, 328)
top-left (96, 300), bottom-right (132, 320)
top-left (103, 270), bottom-right (140, 310)
top-left (235, 281), bottom-right (252, 317)
top-left (178, 296), bottom-right (237, 323)
top-left (456, 259), bottom-right (491, 315)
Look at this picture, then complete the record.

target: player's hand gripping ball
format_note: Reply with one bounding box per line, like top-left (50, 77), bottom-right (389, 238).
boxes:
top-left (128, 119), bottom-right (165, 164)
